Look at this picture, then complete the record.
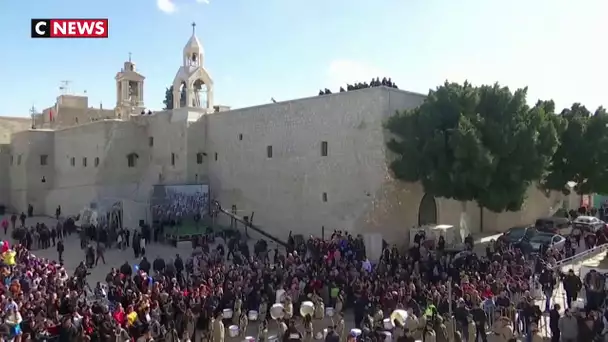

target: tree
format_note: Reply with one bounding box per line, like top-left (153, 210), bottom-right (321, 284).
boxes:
top-left (163, 85), bottom-right (187, 109)
top-left (386, 81), bottom-right (559, 215)
top-left (545, 104), bottom-right (608, 194)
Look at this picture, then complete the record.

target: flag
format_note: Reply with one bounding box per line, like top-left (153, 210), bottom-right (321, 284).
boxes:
top-left (49, 109), bottom-right (53, 122)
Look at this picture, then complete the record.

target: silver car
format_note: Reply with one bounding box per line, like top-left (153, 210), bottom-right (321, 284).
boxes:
top-left (527, 232), bottom-right (566, 252)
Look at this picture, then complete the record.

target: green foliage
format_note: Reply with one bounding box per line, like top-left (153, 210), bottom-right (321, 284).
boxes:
top-left (387, 81), bottom-right (559, 213)
top-left (545, 104), bottom-right (608, 194)
top-left (163, 86), bottom-right (188, 109)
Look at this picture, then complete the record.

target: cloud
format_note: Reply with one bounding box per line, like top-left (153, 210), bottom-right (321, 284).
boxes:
top-left (157, 0), bottom-right (177, 13)
top-left (326, 59), bottom-right (385, 89)
top-left (157, 0), bottom-right (209, 14)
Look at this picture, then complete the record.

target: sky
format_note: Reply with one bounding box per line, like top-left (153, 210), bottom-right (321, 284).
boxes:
top-left (0, 0), bottom-right (606, 117)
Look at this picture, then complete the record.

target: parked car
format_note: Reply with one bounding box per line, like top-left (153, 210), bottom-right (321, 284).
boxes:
top-left (501, 225), bottom-right (537, 246)
top-left (525, 232), bottom-right (566, 253)
top-left (572, 215), bottom-right (605, 233)
top-left (534, 217), bottom-right (571, 235)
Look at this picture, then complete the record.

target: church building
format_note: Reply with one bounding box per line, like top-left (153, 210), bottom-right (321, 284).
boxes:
top-left (0, 25), bottom-right (568, 243)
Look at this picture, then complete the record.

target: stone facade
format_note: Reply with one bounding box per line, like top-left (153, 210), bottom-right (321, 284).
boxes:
top-left (0, 29), bottom-right (569, 243)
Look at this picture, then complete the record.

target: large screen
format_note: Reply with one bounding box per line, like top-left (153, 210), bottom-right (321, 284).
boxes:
top-left (150, 184), bottom-right (210, 233)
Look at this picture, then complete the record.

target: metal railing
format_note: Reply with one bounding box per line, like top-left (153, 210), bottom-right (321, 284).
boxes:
top-left (551, 243), bottom-right (608, 270)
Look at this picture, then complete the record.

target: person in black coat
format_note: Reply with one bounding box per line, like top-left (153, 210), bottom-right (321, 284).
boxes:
top-left (549, 304), bottom-right (560, 342)
top-left (120, 261), bottom-right (132, 277)
top-left (153, 256), bottom-right (165, 274)
top-left (139, 257), bottom-right (151, 274)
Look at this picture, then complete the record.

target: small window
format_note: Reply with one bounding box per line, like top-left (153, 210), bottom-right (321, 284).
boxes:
top-left (82, 157), bottom-right (87, 167)
top-left (267, 146), bottom-right (273, 158)
top-left (127, 153), bottom-right (138, 168)
top-left (40, 155), bottom-right (48, 166)
top-left (17, 155), bottom-right (22, 165)
top-left (195, 174), bottom-right (199, 182)
top-left (215, 152), bottom-right (218, 161)
top-left (70, 157), bottom-right (75, 166)
top-left (321, 141), bottom-right (328, 156)
top-left (196, 153), bottom-right (204, 164)
top-left (238, 134), bottom-right (243, 141)
top-left (94, 157), bottom-right (100, 167)
top-left (148, 137), bottom-right (154, 147)
top-left (9, 155), bottom-right (13, 165)
top-left (322, 192), bottom-right (328, 202)
top-left (171, 153), bottom-right (176, 166)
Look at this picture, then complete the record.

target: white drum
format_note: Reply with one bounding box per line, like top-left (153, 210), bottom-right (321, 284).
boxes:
top-left (383, 318), bottom-right (393, 330)
top-left (229, 325), bottom-right (239, 337)
top-left (248, 310), bottom-right (258, 321)
top-left (223, 308), bottom-right (234, 319)
top-left (270, 303), bottom-right (284, 319)
top-left (268, 335), bottom-right (278, 342)
top-left (350, 329), bottom-right (362, 337)
top-left (243, 336), bottom-right (255, 342)
top-left (325, 307), bottom-right (334, 317)
top-left (380, 331), bottom-right (392, 342)
top-left (301, 301), bottom-right (314, 317)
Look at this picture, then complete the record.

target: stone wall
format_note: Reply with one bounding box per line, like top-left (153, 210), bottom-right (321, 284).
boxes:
top-left (1, 87), bottom-right (569, 243)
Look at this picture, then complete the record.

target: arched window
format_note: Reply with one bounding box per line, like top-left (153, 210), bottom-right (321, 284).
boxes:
top-left (418, 193), bottom-right (438, 226)
top-left (127, 153), bottom-right (139, 168)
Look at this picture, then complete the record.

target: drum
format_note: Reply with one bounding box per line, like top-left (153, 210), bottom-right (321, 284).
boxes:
top-left (300, 301), bottom-right (314, 317)
top-left (229, 325), bottom-right (239, 337)
top-left (223, 308), bottom-right (234, 319)
top-left (383, 318), bottom-right (392, 330)
top-left (248, 310), bottom-right (258, 321)
top-left (325, 307), bottom-right (334, 317)
top-left (350, 329), bottom-right (362, 337)
top-left (380, 331), bottom-right (392, 342)
top-left (243, 336), bottom-right (255, 342)
top-left (268, 335), bottom-right (278, 342)
top-left (270, 303), bottom-right (284, 319)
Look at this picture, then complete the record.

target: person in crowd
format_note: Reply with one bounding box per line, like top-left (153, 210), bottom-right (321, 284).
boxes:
top-left (558, 309), bottom-right (578, 342)
top-left (561, 269), bottom-right (583, 308)
top-left (548, 304), bottom-right (560, 342)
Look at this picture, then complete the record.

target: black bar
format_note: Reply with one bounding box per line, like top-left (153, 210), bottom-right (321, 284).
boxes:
top-left (217, 207), bottom-right (288, 248)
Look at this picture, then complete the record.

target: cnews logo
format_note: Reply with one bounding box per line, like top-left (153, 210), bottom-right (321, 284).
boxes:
top-left (31, 19), bottom-right (109, 38)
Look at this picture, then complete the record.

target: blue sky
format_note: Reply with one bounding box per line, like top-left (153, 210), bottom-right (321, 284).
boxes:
top-left (0, 0), bottom-right (606, 117)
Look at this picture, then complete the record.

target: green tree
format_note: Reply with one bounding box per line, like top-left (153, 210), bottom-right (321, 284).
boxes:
top-left (545, 104), bottom-right (608, 194)
top-left (386, 81), bottom-right (558, 217)
top-left (163, 86), bottom-right (188, 109)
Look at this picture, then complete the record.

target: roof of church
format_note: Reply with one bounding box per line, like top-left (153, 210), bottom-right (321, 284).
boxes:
top-left (184, 34), bottom-right (203, 54)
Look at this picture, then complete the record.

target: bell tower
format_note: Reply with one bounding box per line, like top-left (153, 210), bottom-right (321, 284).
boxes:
top-left (171, 23), bottom-right (214, 111)
top-left (115, 53), bottom-right (145, 118)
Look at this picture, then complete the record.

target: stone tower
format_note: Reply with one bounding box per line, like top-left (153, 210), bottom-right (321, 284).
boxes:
top-left (115, 54), bottom-right (145, 118)
top-left (171, 23), bottom-right (214, 110)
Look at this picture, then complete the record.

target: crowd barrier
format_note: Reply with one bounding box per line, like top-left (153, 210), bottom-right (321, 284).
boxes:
top-left (551, 243), bottom-right (608, 270)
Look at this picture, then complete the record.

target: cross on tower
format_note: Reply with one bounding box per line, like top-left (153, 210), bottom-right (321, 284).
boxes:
top-left (128, 52), bottom-right (132, 62)
top-left (191, 22), bottom-right (196, 35)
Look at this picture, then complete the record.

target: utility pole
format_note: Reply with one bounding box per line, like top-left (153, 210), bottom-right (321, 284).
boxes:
top-left (30, 104), bottom-right (37, 129)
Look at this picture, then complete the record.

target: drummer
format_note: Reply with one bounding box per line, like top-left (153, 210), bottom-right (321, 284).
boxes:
top-left (283, 319), bottom-right (303, 342)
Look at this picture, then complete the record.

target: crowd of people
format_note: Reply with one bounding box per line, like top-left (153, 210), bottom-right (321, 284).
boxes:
top-left (2, 208), bottom-right (608, 342)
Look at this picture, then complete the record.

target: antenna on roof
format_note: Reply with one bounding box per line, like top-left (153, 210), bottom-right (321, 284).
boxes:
top-left (59, 80), bottom-right (72, 95)
top-left (29, 104), bottom-right (37, 129)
